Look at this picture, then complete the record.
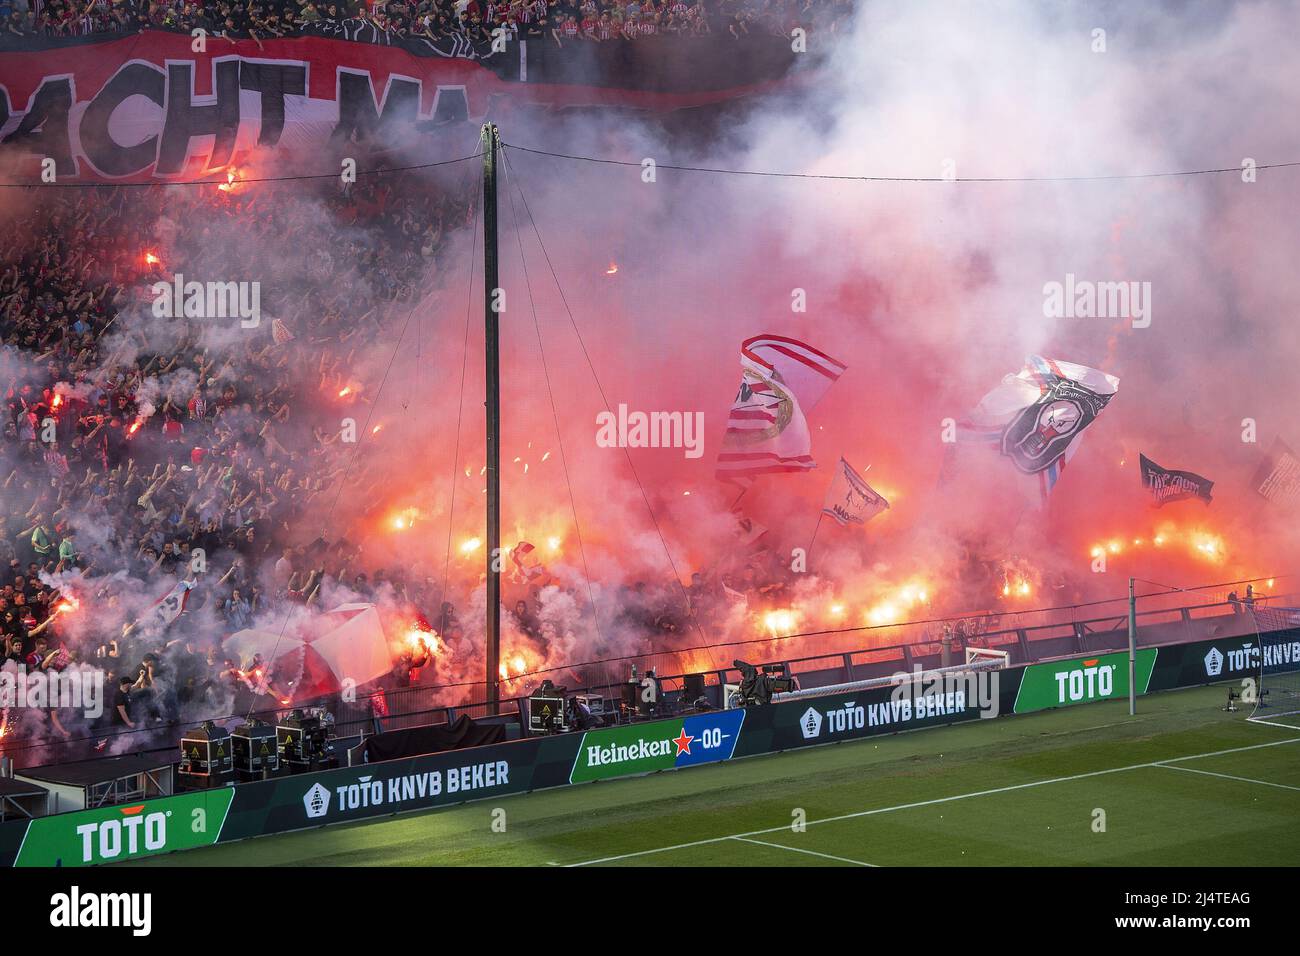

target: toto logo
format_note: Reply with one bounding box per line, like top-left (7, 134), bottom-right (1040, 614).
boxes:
top-left (1204, 646), bottom-right (1224, 677)
top-left (303, 783), bottom-right (331, 819)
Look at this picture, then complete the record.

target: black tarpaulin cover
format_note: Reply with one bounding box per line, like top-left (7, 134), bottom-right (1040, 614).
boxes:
top-left (362, 714), bottom-right (506, 763)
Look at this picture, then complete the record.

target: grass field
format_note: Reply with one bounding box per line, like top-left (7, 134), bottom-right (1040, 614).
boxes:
top-left (127, 683), bottom-right (1300, 867)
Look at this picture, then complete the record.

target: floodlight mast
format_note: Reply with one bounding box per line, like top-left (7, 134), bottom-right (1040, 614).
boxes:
top-left (482, 123), bottom-right (501, 716)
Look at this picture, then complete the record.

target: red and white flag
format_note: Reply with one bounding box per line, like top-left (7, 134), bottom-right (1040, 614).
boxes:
top-left (741, 334), bottom-right (846, 410)
top-left (715, 333), bottom-right (846, 481)
top-left (510, 541), bottom-right (545, 582)
top-left (271, 318), bottom-right (295, 344)
top-left (134, 578), bottom-right (196, 632)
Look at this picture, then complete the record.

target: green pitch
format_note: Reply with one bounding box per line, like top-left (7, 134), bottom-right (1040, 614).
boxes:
top-left (127, 683), bottom-right (1300, 867)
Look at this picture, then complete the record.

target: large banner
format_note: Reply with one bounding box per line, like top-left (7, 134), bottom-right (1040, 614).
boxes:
top-left (569, 709), bottom-right (745, 782)
top-left (735, 677), bottom-right (1004, 756)
top-left (1013, 649), bottom-right (1157, 713)
top-left (10, 789), bottom-right (234, 867)
top-left (218, 734), bottom-right (580, 838)
top-left (1172, 631), bottom-right (1300, 687)
top-left (0, 32), bottom-right (799, 182)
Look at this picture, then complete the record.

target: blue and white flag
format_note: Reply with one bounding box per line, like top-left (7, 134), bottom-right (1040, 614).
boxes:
top-left (957, 355), bottom-right (1119, 503)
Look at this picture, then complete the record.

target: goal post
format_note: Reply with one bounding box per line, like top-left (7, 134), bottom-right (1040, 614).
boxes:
top-left (1245, 605), bottom-right (1300, 721)
top-left (965, 646), bottom-right (1010, 667)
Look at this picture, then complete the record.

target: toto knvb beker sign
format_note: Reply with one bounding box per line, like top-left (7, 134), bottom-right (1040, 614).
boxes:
top-left (1200, 638), bottom-right (1300, 679)
top-left (1014, 649), bottom-right (1157, 713)
top-left (734, 678), bottom-right (997, 758)
top-left (299, 759), bottom-right (514, 822)
top-left (799, 691), bottom-right (969, 741)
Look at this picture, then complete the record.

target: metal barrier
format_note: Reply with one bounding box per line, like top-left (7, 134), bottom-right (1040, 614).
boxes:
top-left (463, 587), bottom-right (1297, 718)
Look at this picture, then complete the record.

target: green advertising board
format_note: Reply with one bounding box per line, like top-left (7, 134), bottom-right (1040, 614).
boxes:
top-left (1013, 648), bottom-right (1157, 714)
top-left (569, 709), bottom-right (745, 782)
top-left (14, 788), bottom-right (233, 867)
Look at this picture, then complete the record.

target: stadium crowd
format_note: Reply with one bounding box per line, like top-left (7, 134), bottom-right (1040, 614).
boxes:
top-left (0, 0), bottom-right (851, 772)
top-left (0, 161), bottom-right (813, 766)
top-left (0, 166), bottom-right (481, 759)
top-left (3, 0), bottom-right (854, 45)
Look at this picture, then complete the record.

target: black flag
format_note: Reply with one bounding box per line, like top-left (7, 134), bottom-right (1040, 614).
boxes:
top-left (1139, 454), bottom-right (1213, 506)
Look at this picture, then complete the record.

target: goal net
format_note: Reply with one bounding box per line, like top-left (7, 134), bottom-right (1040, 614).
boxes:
top-left (965, 646), bottom-right (1010, 668)
top-left (1245, 605), bottom-right (1300, 721)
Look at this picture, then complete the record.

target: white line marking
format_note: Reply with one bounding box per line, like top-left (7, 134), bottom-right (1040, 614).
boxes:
top-left (563, 736), bottom-right (1300, 867)
top-left (730, 836), bottom-right (878, 867)
top-left (1154, 738), bottom-right (1300, 764)
top-left (1159, 764), bottom-right (1300, 793)
top-left (1247, 716), bottom-right (1300, 731)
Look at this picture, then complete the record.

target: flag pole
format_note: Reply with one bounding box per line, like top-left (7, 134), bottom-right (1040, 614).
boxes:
top-left (1128, 576), bottom-right (1137, 716)
top-left (807, 510), bottom-right (825, 565)
top-left (482, 123), bottom-right (501, 717)
top-left (808, 461), bottom-right (845, 565)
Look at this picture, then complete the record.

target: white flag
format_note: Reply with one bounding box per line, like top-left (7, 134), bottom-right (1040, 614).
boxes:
top-left (732, 511), bottom-right (768, 548)
top-left (822, 457), bottom-right (889, 527)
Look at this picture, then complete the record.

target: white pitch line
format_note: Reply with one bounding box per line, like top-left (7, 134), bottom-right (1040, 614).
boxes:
top-left (730, 836), bottom-right (878, 867)
top-left (1158, 764), bottom-right (1300, 793)
top-left (563, 736), bottom-right (1300, 867)
top-left (1247, 716), bottom-right (1300, 731)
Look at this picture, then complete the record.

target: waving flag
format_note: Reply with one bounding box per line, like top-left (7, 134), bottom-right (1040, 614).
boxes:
top-left (732, 510), bottom-right (769, 548)
top-left (822, 457), bottom-right (890, 527)
top-left (271, 318), bottom-right (296, 344)
top-left (957, 356), bottom-right (1119, 502)
top-left (1251, 436), bottom-right (1300, 503)
top-left (715, 333), bottom-right (846, 481)
top-left (740, 334), bottom-right (846, 411)
top-left (510, 541), bottom-right (545, 582)
top-left (1140, 454), bottom-right (1213, 506)
top-left (126, 578), bottom-right (196, 635)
